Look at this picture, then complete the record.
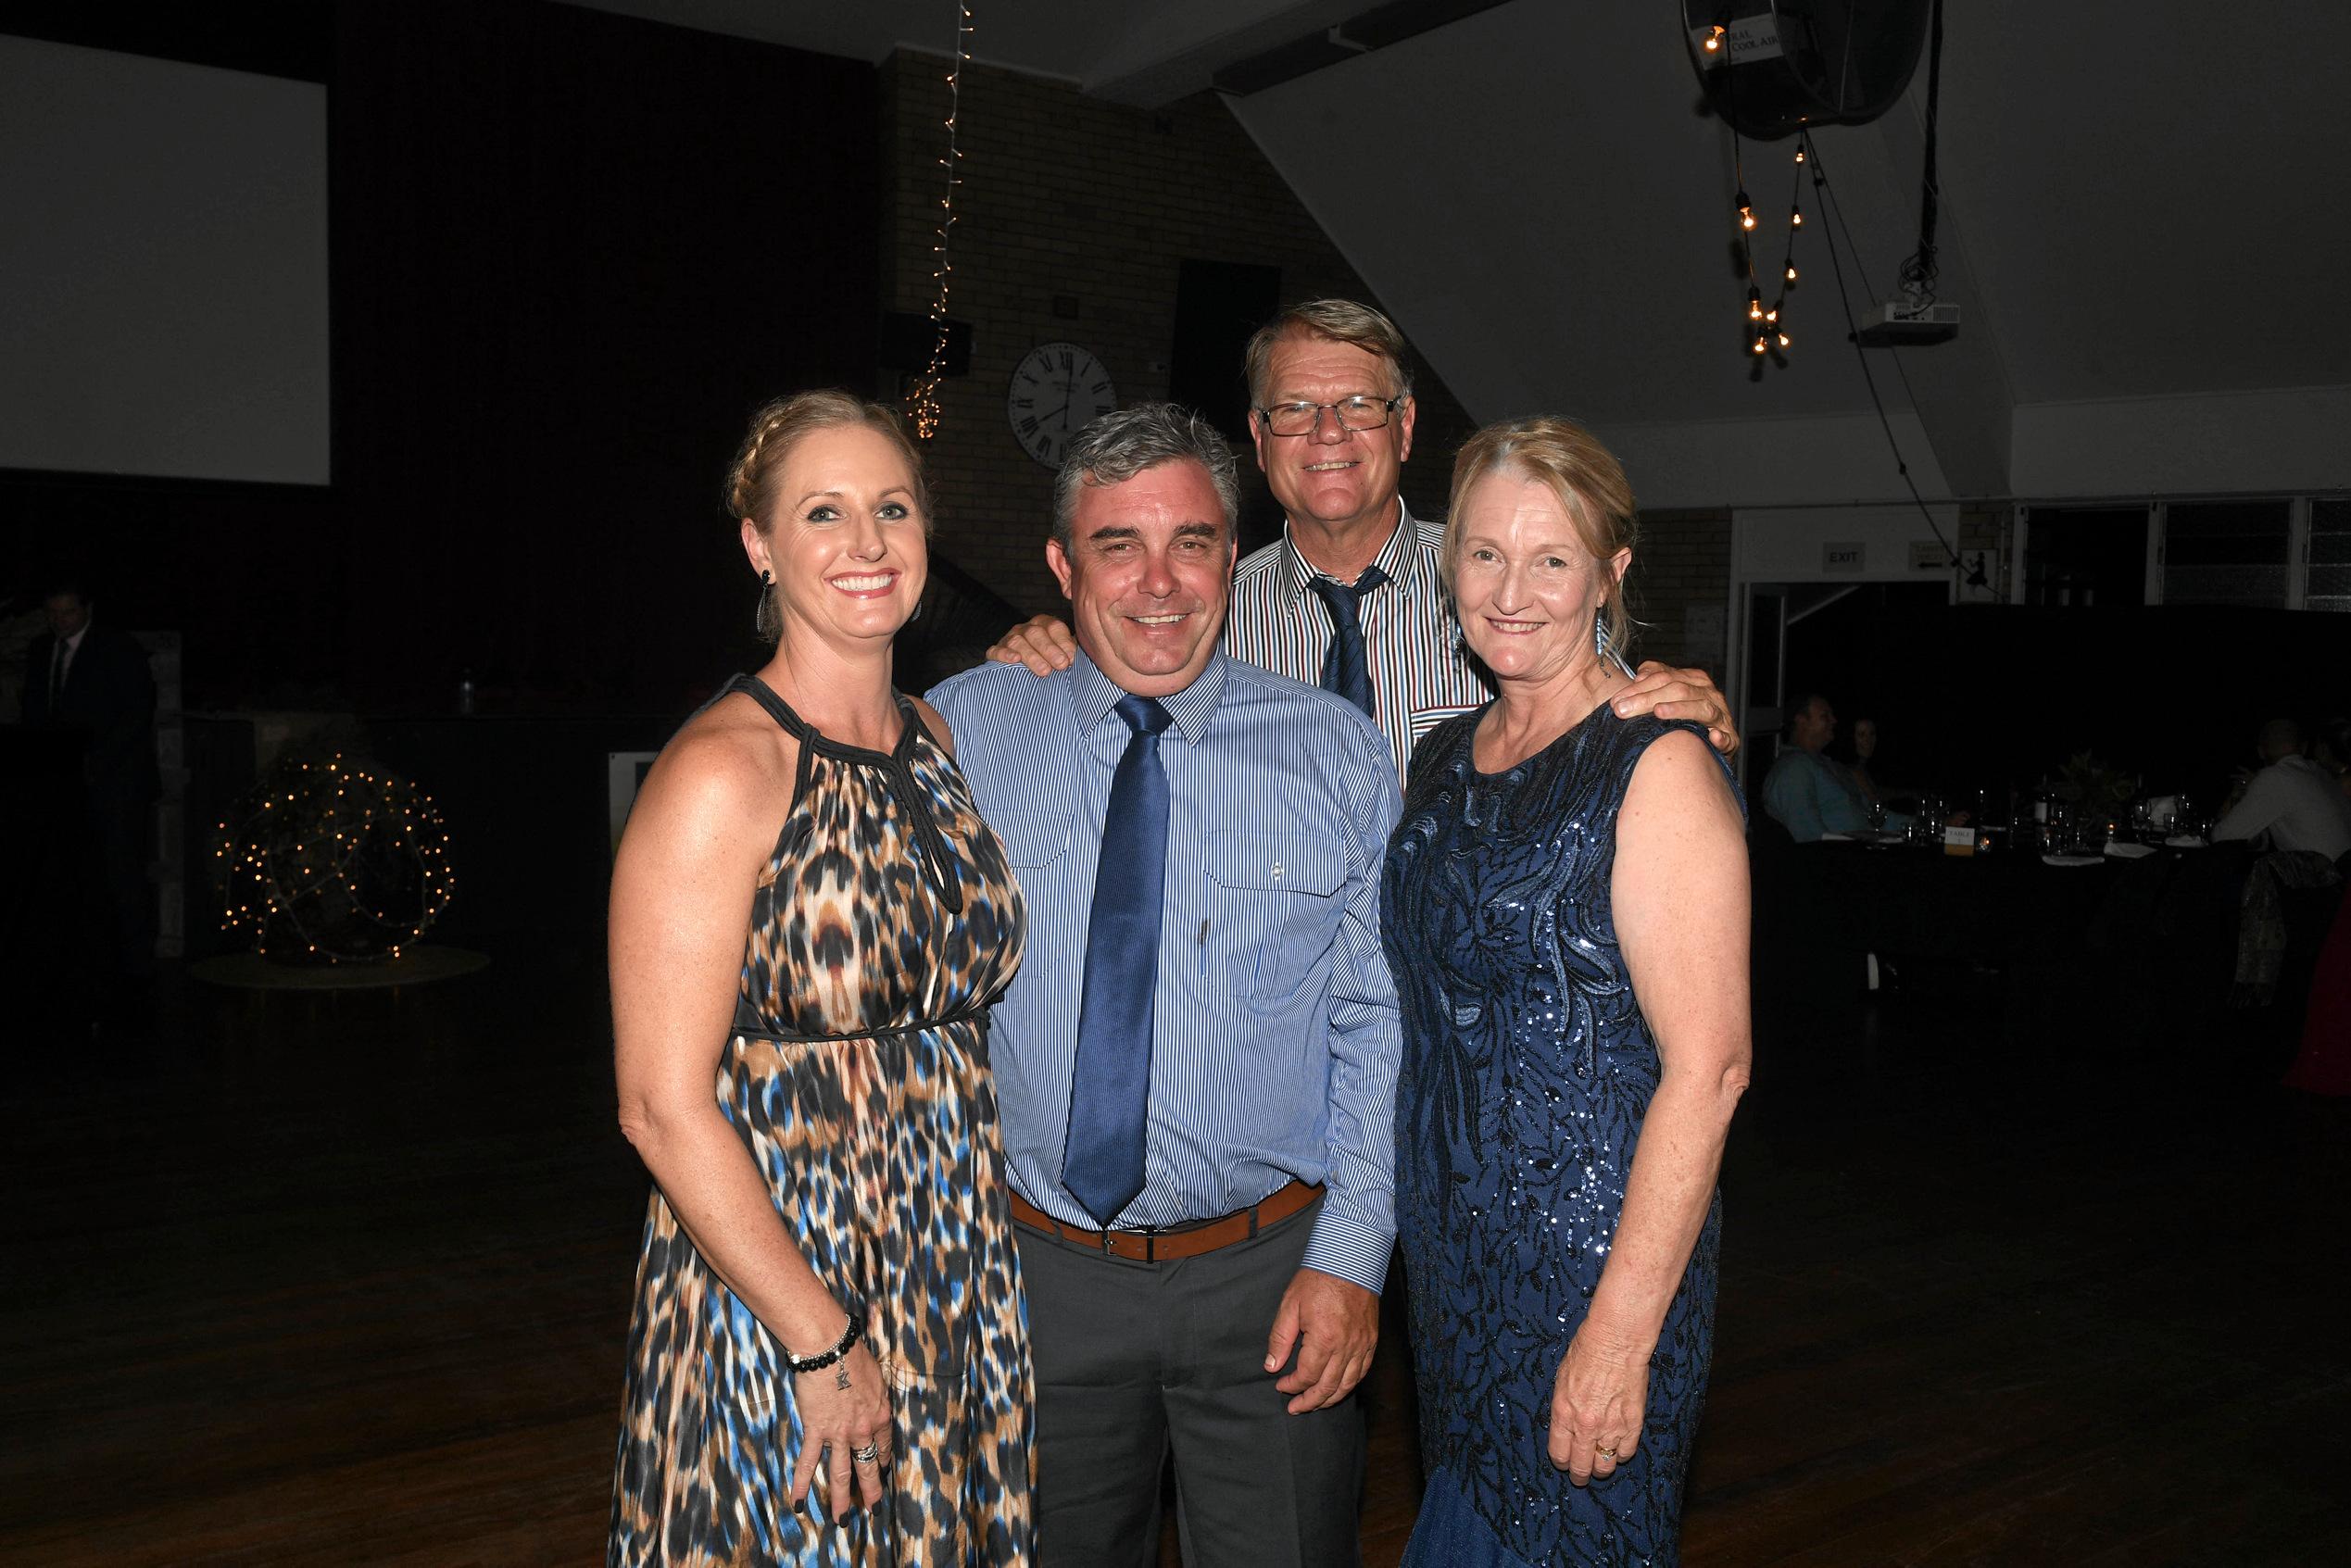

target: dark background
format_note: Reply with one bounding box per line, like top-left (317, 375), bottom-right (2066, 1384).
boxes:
top-left (4, 1), bottom-right (879, 714)
top-left (1783, 592), bottom-right (2351, 809)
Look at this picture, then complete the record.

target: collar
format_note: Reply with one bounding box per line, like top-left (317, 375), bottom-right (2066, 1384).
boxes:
top-left (61, 623), bottom-right (92, 653)
top-left (1068, 646), bottom-right (1227, 746)
top-left (1281, 495), bottom-right (1422, 600)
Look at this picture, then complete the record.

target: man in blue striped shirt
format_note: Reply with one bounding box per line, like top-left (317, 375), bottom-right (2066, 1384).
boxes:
top-left (990, 297), bottom-right (1740, 778)
top-left (929, 405), bottom-right (1398, 1565)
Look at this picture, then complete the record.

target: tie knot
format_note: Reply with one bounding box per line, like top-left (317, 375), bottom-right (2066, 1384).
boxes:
top-left (1113, 693), bottom-right (1173, 737)
top-left (1310, 565), bottom-right (1388, 620)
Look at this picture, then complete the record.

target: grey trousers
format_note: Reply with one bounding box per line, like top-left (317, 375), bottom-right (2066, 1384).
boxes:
top-left (1018, 1198), bottom-right (1365, 1568)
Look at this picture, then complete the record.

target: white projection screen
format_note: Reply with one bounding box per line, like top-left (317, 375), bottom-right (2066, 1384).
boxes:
top-left (0, 35), bottom-right (329, 484)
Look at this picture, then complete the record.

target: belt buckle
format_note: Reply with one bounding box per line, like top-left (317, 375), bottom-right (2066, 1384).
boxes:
top-left (1091, 1223), bottom-right (1162, 1262)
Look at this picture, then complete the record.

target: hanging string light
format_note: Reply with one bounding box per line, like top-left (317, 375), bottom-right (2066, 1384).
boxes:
top-left (1729, 127), bottom-right (1810, 365)
top-left (906, 2), bottom-right (975, 441)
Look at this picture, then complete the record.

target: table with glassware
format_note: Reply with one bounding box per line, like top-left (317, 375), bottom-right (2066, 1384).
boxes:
top-left (1804, 796), bottom-right (2248, 1047)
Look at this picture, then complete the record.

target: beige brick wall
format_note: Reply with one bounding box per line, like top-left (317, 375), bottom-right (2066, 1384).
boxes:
top-left (881, 53), bottom-right (1477, 615)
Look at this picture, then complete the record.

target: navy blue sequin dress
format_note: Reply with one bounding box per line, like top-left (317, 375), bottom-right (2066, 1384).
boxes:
top-left (1383, 706), bottom-right (1730, 1568)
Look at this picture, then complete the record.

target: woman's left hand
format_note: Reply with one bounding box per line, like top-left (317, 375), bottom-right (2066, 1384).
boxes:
top-left (1548, 1329), bottom-right (1650, 1486)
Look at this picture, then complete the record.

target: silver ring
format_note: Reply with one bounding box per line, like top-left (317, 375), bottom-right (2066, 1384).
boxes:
top-left (850, 1442), bottom-right (881, 1465)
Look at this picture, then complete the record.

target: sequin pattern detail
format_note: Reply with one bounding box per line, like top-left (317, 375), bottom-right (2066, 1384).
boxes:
top-left (610, 676), bottom-right (1034, 1566)
top-left (1383, 707), bottom-right (1727, 1567)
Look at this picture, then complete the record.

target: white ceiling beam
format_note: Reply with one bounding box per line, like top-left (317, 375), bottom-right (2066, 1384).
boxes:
top-left (1085, 0), bottom-right (1372, 107)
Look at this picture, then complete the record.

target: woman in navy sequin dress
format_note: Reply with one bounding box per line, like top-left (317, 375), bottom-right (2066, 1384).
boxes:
top-left (1383, 419), bottom-right (1751, 1566)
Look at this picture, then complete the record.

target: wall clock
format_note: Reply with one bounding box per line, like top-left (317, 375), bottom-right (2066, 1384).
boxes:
top-left (1007, 342), bottom-right (1116, 468)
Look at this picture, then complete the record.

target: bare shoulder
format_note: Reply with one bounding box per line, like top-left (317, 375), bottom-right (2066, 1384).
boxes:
top-left (906, 695), bottom-right (955, 759)
top-left (1624, 728), bottom-right (1741, 823)
top-left (631, 694), bottom-right (797, 853)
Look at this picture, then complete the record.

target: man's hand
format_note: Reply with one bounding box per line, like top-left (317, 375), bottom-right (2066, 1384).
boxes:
top-left (985, 615), bottom-right (1077, 676)
top-left (1264, 1268), bottom-right (1379, 1414)
top-left (1611, 661), bottom-right (1740, 759)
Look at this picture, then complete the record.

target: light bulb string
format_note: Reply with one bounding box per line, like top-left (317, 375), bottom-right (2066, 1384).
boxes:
top-left (1733, 132), bottom-right (1806, 356)
top-left (907, 2), bottom-right (975, 441)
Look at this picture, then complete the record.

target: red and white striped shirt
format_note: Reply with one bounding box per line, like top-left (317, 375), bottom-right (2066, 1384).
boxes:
top-left (1223, 500), bottom-right (1490, 780)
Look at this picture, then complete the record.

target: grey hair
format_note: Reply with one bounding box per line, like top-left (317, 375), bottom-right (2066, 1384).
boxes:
top-left (1243, 297), bottom-right (1414, 407)
top-left (1050, 403), bottom-right (1240, 551)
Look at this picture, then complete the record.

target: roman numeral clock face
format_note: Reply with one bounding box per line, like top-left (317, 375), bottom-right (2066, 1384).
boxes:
top-left (1007, 342), bottom-right (1116, 468)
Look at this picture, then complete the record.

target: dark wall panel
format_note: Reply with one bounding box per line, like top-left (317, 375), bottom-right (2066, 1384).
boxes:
top-left (4, 1), bottom-right (879, 713)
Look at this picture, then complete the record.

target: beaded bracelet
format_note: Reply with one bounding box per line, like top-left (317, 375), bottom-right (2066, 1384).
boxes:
top-left (786, 1311), bottom-right (863, 1374)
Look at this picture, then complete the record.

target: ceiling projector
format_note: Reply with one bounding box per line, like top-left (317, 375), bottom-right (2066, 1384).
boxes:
top-left (1856, 298), bottom-right (1959, 345)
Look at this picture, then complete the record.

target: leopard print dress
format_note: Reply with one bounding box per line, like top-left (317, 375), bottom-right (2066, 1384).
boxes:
top-left (610, 674), bottom-right (1034, 1566)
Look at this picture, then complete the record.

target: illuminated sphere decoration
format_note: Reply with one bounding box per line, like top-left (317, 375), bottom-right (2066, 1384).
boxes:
top-left (214, 751), bottom-right (455, 964)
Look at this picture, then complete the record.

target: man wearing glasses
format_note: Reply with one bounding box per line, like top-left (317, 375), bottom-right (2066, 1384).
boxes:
top-left (994, 298), bottom-right (1738, 777)
top-left (977, 302), bottom-right (1738, 1553)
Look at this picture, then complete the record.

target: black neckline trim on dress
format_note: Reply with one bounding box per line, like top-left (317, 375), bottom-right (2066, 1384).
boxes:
top-left (725, 671), bottom-right (964, 915)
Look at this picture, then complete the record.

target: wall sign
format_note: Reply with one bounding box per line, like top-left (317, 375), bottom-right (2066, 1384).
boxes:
top-left (1822, 542), bottom-right (1865, 572)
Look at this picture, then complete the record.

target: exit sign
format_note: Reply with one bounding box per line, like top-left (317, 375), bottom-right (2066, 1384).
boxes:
top-left (1822, 543), bottom-right (1865, 572)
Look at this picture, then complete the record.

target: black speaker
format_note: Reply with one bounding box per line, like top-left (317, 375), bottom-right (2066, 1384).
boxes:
top-left (1168, 260), bottom-right (1281, 441)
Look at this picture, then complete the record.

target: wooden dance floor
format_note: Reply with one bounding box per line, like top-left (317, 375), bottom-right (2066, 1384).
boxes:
top-left (3, 953), bottom-right (2345, 1565)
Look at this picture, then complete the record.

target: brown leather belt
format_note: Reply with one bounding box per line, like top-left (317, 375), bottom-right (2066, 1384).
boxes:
top-left (1008, 1180), bottom-right (1321, 1262)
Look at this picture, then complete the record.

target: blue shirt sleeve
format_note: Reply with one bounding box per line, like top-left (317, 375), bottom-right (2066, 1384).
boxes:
top-left (1300, 714), bottom-right (1404, 1294)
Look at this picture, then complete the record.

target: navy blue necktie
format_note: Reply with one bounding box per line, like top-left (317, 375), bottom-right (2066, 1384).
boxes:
top-left (1063, 694), bottom-right (1174, 1225)
top-left (1310, 566), bottom-right (1387, 719)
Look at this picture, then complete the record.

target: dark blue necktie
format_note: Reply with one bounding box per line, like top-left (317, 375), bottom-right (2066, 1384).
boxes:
top-left (1063, 694), bottom-right (1174, 1225)
top-left (1310, 566), bottom-right (1387, 719)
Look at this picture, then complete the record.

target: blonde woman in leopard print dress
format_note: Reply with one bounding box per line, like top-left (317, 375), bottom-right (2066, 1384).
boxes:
top-left (609, 392), bottom-right (1033, 1565)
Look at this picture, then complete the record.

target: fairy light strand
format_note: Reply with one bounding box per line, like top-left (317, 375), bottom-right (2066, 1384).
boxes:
top-left (907, 2), bottom-right (974, 440)
top-left (214, 752), bottom-right (454, 963)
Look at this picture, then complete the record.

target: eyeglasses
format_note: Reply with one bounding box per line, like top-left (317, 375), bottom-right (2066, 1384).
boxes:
top-left (1253, 395), bottom-right (1404, 437)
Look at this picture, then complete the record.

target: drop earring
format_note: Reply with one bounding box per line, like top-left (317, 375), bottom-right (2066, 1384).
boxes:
top-left (753, 569), bottom-right (773, 637)
top-left (1593, 607), bottom-right (1611, 663)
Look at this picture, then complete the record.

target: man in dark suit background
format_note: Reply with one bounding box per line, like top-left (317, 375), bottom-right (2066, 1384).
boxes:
top-left (20, 577), bottom-right (159, 987)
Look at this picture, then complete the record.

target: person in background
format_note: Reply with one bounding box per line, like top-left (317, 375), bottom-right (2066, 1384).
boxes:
top-left (1384, 416), bottom-right (1749, 1563)
top-left (2310, 717), bottom-right (2351, 804)
top-left (2212, 718), bottom-right (2351, 863)
top-left (1843, 716), bottom-right (1886, 805)
top-left (608, 392), bottom-right (1034, 1564)
top-left (986, 298), bottom-right (1740, 775)
top-left (19, 575), bottom-right (159, 986)
top-left (1762, 693), bottom-right (1883, 843)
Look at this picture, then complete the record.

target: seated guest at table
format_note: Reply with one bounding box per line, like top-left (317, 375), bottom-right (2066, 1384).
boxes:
top-left (2213, 718), bottom-right (2351, 863)
top-left (1763, 694), bottom-right (1889, 843)
top-left (1842, 716), bottom-right (1886, 805)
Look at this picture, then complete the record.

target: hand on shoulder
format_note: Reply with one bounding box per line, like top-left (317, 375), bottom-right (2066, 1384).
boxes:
top-left (985, 615), bottom-right (1076, 677)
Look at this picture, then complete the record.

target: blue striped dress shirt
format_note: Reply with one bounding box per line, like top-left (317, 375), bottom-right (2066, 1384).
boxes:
top-left (1224, 499), bottom-right (1492, 782)
top-left (928, 648), bottom-right (1404, 1294)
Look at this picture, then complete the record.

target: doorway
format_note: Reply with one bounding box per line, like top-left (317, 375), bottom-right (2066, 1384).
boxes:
top-left (1741, 580), bottom-right (1955, 779)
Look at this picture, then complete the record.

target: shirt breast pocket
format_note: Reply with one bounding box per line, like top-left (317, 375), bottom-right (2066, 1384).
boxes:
top-left (1203, 830), bottom-right (1349, 1001)
top-left (988, 810), bottom-right (1071, 872)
